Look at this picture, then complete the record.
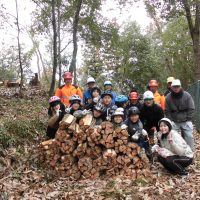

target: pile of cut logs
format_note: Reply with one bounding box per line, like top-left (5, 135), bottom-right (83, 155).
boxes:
top-left (39, 114), bottom-right (150, 180)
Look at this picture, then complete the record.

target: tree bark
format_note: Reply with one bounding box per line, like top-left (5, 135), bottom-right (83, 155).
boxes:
top-left (69, 0), bottom-right (83, 85)
top-left (57, 1), bottom-right (62, 87)
top-left (182, 0), bottom-right (200, 80)
top-left (15, 0), bottom-right (23, 97)
top-left (49, 0), bottom-right (58, 96)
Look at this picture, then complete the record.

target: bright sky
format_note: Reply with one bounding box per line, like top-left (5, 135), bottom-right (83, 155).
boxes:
top-left (0, 0), bottom-right (151, 74)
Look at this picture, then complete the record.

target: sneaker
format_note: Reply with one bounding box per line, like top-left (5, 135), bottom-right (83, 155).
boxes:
top-left (178, 170), bottom-right (188, 176)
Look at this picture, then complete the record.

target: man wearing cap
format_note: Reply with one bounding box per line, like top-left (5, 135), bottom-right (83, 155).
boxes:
top-left (148, 79), bottom-right (165, 110)
top-left (104, 80), bottom-right (117, 104)
top-left (55, 71), bottom-right (83, 107)
top-left (164, 77), bottom-right (175, 96)
top-left (165, 79), bottom-right (195, 151)
top-left (83, 77), bottom-right (96, 105)
top-left (140, 91), bottom-right (164, 145)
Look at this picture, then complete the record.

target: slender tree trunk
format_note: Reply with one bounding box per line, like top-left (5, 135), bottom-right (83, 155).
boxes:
top-left (29, 31), bottom-right (50, 84)
top-left (36, 52), bottom-right (41, 80)
top-left (15, 0), bottom-right (23, 97)
top-left (182, 0), bottom-right (200, 80)
top-left (57, 1), bottom-right (62, 87)
top-left (69, 0), bottom-right (83, 85)
top-left (49, 0), bottom-right (58, 96)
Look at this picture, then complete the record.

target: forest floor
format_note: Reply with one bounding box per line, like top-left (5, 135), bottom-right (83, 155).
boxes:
top-left (0, 87), bottom-right (200, 200)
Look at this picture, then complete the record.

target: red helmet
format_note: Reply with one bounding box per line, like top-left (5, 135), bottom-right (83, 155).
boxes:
top-left (48, 96), bottom-right (60, 104)
top-left (63, 71), bottom-right (73, 80)
top-left (129, 92), bottom-right (139, 100)
top-left (149, 79), bottom-right (158, 87)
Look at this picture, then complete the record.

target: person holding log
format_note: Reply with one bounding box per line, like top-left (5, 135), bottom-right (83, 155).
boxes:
top-left (152, 118), bottom-right (193, 176)
top-left (85, 86), bottom-right (101, 110)
top-left (101, 91), bottom-right (117, 121)
top-left (124, 106), bottom-right (152, 159)
top-left (92, 102), bottom-right (106, 125)
top-left (140, 91), bottom-right (164, 145)
top-left (111, 108), bottom-right (125, 128)
top-left (46, 96), bottom-right (66, 138)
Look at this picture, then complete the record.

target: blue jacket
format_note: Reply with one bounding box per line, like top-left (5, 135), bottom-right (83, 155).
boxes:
top-left (83, 89), bottom-right (92, 105)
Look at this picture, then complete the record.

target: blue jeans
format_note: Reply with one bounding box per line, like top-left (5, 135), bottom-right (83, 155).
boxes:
top-left (172, 121), bottom-right (195, 151)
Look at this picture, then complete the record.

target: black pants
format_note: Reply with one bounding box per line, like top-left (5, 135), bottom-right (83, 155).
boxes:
top-left (46, 126), bottom-right (57, 139)
top-left (158, 155), bottom-right (193, 174)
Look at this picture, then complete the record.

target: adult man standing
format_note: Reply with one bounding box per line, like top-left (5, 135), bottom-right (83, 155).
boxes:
top-left (55, 71), bottom-right (83, 107)
top-left (164, 77), bottom-right (175, 96)
top-left (83, 77), bottom-right (95, 105)
top-left (148, 79), bottom-right (165, 110)
top-left (165, 79), bottom-right (195, 151)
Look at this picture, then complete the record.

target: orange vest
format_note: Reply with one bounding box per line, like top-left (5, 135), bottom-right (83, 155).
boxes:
top-left (154, 91), bottom-right (165, 110)
top-left (55, 84), bottom-right (83, 106)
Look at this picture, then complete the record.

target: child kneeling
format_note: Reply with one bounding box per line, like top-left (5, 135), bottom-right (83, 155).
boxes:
top-left (124, 106), bottom-right (151, 159)
top-left (152, 118), bottom-right (193, 176)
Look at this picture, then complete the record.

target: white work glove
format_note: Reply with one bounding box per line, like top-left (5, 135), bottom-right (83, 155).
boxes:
top-left (121, 124), bottom-right (127, 129)
top-left (142, 129), bottom-right (148, 137)
top-left (82, 109), bottom-right (91, 116)
top-left (55, 109), bottom-right (60, 116)
top-left (65, 107), bottom-right (71, 114)
top-left (106, 115), bottom-right (111, 122)
top-left (73, 110), bottom-right (83, 118)
top-left (93, 97), bottom-right (99, 103)
top-left (151, 144), bottom-right (160, 153)
top-left (131, 131), bottom-right (140, 142)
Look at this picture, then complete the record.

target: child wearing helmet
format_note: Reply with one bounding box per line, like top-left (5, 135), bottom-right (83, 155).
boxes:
top-left (111, 108), bottom-right (125, 128)
top-left (85, 86), bottom-right (101, 110)
top-left (152, 118), bottom-right (193, 176)
top-left (126, 91), bottom-right (143, 113)
top-left (83, 77), bottom-right (96, 105)
top-left (47, 96), bottom-right (66, 138)
top-left (101, 91), bottom-right (117, 121)
top-left (92, 102), bottom-right (106, 125)
top-left (124, 106), bottom-right (152, 160)
top-left (140, 91), bottom-right (164, 145)
top-left (104, 81), bottom-right (117, 104)
top-left (115, 95), bottom-right (129, 119)
top-left (65, 95), bottom-right (82, 115)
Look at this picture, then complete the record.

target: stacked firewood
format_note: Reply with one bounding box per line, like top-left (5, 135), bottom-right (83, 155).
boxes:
top-left (39, 114), bottom-right (150, 180)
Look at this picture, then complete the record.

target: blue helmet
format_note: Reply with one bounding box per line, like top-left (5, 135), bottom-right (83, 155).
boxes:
top-left (104, 81), bottom-right (112, 86)
top-left (115, 95), bottom-right (128, 103)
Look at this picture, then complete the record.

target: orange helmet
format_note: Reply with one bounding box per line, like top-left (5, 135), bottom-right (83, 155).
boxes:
top-left (129, 92), bottom-right (139, 100)
top-left (149, 79), bottom-right (158, 87)
top-left (63, 71), bottom-right (72, 80)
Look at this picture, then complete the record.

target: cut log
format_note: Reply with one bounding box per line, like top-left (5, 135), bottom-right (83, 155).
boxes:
top-left (59, 114), bottom-right (76, 129)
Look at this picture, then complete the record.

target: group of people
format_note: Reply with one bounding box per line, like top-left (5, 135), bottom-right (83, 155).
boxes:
top-left (46, 71), bottom-right (195, 176)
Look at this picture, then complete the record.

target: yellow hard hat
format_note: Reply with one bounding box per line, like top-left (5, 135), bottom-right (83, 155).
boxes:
top-left (167, 77), bottom-right (175, 83)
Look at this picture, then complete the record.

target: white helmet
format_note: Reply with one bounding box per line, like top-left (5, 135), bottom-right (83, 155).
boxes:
top-left (87, 77), bottom-right (95, 83)
top-left (112, 108), bottom-right (124, 117)
top-left (143, 91), bottom-right (154, 100)
top-left (104, 81), bottom-right (112, 86)
top-left (171, 79), bottom-right (181, 87)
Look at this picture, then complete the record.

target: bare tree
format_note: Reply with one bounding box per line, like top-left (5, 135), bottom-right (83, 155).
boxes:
top-left (15, 0), bottom-right (23, 97)
top-left (49, 0), bottom-right (58, 96)
top-left (69, 0), bottom-right (83, 85)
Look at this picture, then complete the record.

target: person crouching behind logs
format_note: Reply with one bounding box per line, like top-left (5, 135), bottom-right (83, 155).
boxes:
top-left (92, 102), bottom-right (106, 125)
top-left (152, 118), bottom-right (193, 176)
top-left (111, 108), bottom-right (125, 128)
top-left (124, 106), bottom-right (152, 160)
top-left (46, 96), bottom-right (66, 138)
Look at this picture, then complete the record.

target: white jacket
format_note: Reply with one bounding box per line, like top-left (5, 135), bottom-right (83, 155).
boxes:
top-left (157, 130), bottom-right (193, 158)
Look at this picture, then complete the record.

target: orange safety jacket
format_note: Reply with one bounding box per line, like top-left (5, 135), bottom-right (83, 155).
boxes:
top-left (55, 84), bottom-right (83, 106)
top-left (154, 91), bottom-right (165, 110)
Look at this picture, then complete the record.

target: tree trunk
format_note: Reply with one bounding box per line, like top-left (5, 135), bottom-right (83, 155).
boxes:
top-left (57, 1), bottom-right (62, 87)
top-left (15, 0), bottom-right (23, 97)
top-left (49, 0), bottom-right (58, 96)
top-left (69, 0), bottom-right (83, 85)
top-left (182, 0), bottom-right (200, 80)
